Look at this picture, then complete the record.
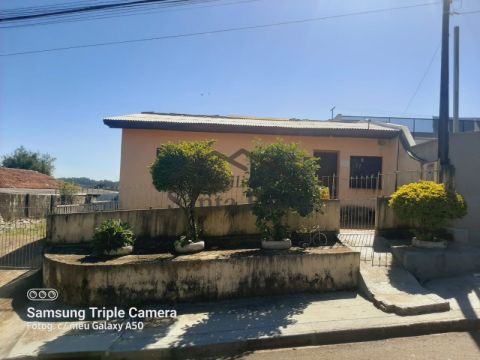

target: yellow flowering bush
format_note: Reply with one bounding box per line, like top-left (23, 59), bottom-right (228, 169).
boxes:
top-left (389, 181), bottom-right (467, 241)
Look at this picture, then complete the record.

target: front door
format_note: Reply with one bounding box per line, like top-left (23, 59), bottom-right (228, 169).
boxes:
top-left (314, 151), bottom-right (338, 198)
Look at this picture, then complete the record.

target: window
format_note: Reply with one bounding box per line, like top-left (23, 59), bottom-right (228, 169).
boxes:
top-left (350, 156), bottom-right (382, 189)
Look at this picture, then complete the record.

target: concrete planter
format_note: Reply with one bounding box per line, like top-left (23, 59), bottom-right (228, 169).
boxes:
top-left (261, 238), bottom-right (292, 250)
top-left (174, 240), bottom-right (205, 254)
top-left (412, 238), bottom-right (448, 249)
top-left (105, 246), bottom-right (133, 256)
top-left (44, 247), bottom-right (360, 306)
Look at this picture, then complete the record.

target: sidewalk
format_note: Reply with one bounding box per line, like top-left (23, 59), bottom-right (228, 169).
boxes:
top-left (1, 273), bottom-right (479, 360)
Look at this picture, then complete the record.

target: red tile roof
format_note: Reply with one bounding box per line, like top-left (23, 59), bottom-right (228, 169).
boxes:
top-left (0, 168), bottom-right (60, 189)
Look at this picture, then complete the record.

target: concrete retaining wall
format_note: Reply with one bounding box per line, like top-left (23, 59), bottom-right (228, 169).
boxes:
top-left (47, 201), bottom-right (340, 243)
top-left (391, 244), bottom-right (480, 281)
top-left (44, 247), bottom-right (359, 305)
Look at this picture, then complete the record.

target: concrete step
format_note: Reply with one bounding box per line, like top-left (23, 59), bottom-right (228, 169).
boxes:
top-left (359, 264), bottom-right (450, 316)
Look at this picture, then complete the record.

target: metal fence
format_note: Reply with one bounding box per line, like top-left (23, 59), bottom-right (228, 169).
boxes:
top-left (53, 201), bottom-right (120, 215)
top-left (0, 206), bottom-right (48, 269)
top-left (113, 169), bottom-right (439, 212)
top-left (0, 198), bottom-right (120, 269)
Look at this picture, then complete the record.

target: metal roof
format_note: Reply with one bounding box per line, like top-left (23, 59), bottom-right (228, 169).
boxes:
top-left (103, 112), bottom-right (411, 141)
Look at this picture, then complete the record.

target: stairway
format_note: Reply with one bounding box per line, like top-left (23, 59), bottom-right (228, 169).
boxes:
top-left (339, 231), bottom-right (450, 316)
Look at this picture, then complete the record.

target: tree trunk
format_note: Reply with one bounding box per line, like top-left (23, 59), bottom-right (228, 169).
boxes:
top-left (189, 204), bottom-right (197, 242)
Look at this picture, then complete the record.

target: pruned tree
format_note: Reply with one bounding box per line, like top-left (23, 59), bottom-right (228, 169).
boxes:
top-left (246, 141), bottom-right (323, 241)
top-left (150, 140), bottom-right (232, 242)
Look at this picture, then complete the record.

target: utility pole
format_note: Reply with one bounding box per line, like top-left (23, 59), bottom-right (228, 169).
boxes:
top-left (330, 106), bottom-right (336, 120)
top-left (438, 0), bottom-right (451, 186)
top-left (453, 26), bottom-right (460, 133)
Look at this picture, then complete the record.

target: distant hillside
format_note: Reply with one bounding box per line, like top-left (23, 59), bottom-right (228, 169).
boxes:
top-left (58, 177), bottom-right (119, 190)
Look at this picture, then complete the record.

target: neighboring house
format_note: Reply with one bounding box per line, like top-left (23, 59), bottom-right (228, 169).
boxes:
top-left (0, 168), bottom-right (60, 220)
top-left (410, 132), bottom-right (480, 247)
top-left (0, 168), bottom-right (118, 219)
top-left (334, 114), bottom-right (480, 144)
top-left (104, 112), bottom-right (423, 210)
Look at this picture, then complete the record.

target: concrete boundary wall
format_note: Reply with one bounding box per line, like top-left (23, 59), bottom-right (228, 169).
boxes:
top-left (47, 201), bottom-right (340, 244)
top-left (375, 196), bottom-right (414, 231)
top-left (0, 193), bottom-right (54, 221)
top-left (44, 247), bottom-right (359, 305)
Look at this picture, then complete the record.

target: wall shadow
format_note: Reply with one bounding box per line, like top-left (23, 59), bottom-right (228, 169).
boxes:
top-left (17, 292), bottom-right (356, 359)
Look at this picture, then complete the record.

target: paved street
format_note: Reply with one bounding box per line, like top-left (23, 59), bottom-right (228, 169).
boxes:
top-left (238, 332), bottom-right (480, 360)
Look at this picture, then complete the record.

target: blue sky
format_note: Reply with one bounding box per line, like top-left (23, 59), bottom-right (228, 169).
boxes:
top-left (0, 0), bottom-right (479, 180)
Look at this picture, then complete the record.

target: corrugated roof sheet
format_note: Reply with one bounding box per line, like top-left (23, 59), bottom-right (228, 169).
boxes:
top-left (104, 112), bottom-right (398, 132)
top-left (103, 112), bottom-right (417, 147)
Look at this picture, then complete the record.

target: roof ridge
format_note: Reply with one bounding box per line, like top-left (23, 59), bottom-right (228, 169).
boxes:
top-left (140, 112), bottom-right (299, 122)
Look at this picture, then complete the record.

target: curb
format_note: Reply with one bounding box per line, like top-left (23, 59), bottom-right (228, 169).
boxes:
top-left (11, 316), bottom-right (480, 360)
top-left (357, 268), bottom-right (451, 316)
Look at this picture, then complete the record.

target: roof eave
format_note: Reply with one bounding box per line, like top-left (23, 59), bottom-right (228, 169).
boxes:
top-left (103, 119), bottom-right (398, 139)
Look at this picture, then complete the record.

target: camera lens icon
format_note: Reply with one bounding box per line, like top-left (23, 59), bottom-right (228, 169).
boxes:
top-left (27, 288), bottom-right (58, 301)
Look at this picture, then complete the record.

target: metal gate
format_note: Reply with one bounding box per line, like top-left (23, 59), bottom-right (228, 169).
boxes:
top-left (339, 197), bottom-right (376, 229)
top-left (0, 205), bottom-right (47, 269)
top-left (337, 198), bottom-right (394, 266)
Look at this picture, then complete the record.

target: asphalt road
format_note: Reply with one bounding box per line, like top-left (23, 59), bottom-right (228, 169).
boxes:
top-left (238, 332), bottom-right (480, 360)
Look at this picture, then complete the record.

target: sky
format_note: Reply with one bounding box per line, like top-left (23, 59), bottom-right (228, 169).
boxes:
top-left (0, 0), bottom-right (479, 180)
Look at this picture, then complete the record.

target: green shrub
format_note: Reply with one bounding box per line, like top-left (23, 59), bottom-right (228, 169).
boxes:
top-left (245, 141), bottom-right (323, 241)
top-left (92, 219), bottom-right (135, 254)
top-left (389, 181), bottom-right (467, 242)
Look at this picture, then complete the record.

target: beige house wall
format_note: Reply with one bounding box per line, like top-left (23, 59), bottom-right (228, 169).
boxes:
top-left (118, 129), bottom-right (420, 209)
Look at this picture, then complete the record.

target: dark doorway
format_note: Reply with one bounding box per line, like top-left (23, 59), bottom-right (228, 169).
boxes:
top-left (314, 151), bottom-right (338, 198)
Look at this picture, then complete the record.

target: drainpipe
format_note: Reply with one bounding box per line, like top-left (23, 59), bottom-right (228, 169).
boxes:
top-left (395, 136), bottom-right (400, 191)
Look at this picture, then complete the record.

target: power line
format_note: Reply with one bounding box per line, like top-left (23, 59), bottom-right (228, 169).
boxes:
top-left (0, 2), bottom-right (442, 57)
top-left (0, 0), bottom-right (218, 22)
top-left (403, 43), bottom-right (441, 115)
top-left (0, 0), bottom-right (261, 29)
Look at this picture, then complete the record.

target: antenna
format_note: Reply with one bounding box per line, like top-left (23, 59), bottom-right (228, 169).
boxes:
top-left (330, 106), bottom-right (336, 120)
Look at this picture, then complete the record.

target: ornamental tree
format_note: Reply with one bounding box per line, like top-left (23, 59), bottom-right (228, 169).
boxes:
top-left (389, 181), bottom-right (467, 241)
top-left (246, 141), bottom-right (323, 241)
top-left (150, 140), bottom-right (232, 242)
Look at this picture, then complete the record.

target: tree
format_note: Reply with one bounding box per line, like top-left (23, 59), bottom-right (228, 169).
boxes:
top-left (150, 140), bottom-right (233, 242)
top-left (246, 141), bottom-right (323, 241)
top-left (389, 181), bottom-right (467, 241)
top-left (59, 182), bottom-right (82, 205)
top-left (1, 146), bottom-right (55, 176)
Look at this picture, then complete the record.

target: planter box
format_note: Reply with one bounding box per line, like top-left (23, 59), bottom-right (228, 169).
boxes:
top-left (391, 243), bottom-right (480, 281)
top-left (105, 246), bottom-right (133, 256)
top-left (174, 241), bottom-right (205, 254)
top-left (44, 247), bottom-right (360, 306)
top-left (261, 239), bottom-right (291, 250)
top-left (412, 238), bottom-right (447, 249)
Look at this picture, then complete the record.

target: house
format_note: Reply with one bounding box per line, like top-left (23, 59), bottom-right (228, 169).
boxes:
top-left (0, 168), bottom-right (118, 220)
top-left (104, 112), bottom-right (423, 210)
top-left (0, 168), bottom-right (60, 220)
